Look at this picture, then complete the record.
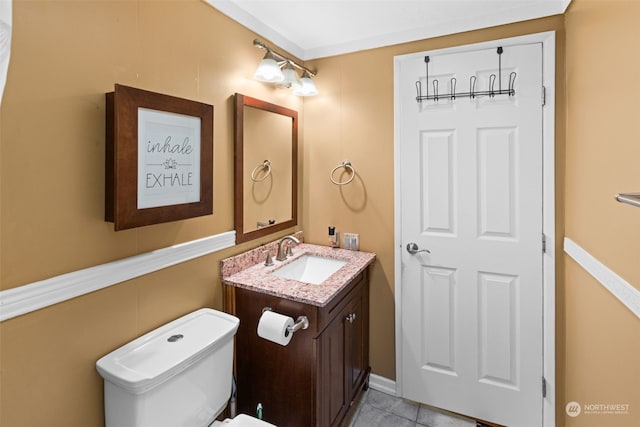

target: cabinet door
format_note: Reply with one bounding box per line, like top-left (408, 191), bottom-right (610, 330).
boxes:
top-left (319, 311), bottom-right (348, 427)
top-left (345, 283), bottom-right (369, 403)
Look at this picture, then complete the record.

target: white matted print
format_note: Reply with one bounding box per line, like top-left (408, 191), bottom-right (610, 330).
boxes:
top-left (137, 108), bottom-right (201, 209)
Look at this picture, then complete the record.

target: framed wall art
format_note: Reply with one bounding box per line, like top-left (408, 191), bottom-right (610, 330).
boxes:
top-left (105, 84), bottom-right (213, 231)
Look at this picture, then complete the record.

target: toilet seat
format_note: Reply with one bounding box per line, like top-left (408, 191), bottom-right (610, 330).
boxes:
top-left (212, 414), bottom-right (276, 426)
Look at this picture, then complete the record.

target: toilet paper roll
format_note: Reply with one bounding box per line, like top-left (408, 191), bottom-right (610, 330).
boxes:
top-left (257, 310), bottom-right (294, 346)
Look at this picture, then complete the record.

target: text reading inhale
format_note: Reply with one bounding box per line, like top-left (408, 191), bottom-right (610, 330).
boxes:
top-left (147, 136), bottom-right (194, 155)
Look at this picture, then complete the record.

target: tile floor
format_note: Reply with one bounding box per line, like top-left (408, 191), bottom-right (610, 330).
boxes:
top-left (344, 388), bottom-right (478, 427)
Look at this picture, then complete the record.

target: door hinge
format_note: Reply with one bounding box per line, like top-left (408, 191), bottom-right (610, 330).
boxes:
top-left (542, 86), bottom-right (546, 106)
top-left (542, 233), bottom-right (547, 253)
top-left (542, 376), bottom-right (547, 398)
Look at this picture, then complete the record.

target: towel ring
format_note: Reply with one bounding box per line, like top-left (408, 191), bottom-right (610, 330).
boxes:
top-left (250, 160), bottom-right (271, 182)
top-left (330, 160), bottom-right (355, 185)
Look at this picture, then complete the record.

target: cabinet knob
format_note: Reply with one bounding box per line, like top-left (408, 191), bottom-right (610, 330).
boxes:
top-left (346, 313), bottom-right (357, 324)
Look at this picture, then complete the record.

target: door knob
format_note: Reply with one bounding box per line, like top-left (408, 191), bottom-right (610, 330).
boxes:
top-left (406, 242), bottom-right (431, 255)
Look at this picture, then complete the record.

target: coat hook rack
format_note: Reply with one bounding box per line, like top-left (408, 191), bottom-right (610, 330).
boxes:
top-left (415, 46), bottom-right (516, 103)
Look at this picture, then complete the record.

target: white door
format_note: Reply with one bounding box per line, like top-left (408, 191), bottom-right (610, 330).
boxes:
top-left (397, 44), bottom-right (543, 427)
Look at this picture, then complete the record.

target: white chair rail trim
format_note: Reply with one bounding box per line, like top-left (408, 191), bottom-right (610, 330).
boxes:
top-left (0, 231), bottom-right (236, 322)
top-left (564, 237), bottom-right (640, 319)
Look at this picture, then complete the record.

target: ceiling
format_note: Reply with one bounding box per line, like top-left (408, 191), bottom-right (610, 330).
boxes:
top-left (204, 0), bottom-right (571, 60)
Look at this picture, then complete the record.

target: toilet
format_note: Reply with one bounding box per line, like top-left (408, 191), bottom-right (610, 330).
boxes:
top-left (96, 308), bottom-right (275, 427)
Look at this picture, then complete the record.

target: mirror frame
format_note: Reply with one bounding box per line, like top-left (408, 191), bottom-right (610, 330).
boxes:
top-left (234, 93), bottom-right (298, 243)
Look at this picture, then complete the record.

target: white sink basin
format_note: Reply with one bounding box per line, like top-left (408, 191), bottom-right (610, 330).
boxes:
top-left (271, 255), bottom-right (348, 285)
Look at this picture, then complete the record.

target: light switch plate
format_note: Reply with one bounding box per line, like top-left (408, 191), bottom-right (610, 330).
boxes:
top-left (343, 233), bottom-right (360, 250)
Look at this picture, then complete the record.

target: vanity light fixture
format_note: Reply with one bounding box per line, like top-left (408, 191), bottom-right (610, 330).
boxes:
top-left (253, 39), bottom-right (318, 96)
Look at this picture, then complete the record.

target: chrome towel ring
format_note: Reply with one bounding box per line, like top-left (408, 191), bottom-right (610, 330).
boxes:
top-left (616, 193), bottom-right (640, 208)
top-left (330, 160), bottom-right (355, 185)
top-left (250, 160), bottom-right (271, 182)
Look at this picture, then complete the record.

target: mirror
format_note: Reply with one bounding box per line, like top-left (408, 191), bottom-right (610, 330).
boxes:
top-left (234, 93), bottom-right (298, 243)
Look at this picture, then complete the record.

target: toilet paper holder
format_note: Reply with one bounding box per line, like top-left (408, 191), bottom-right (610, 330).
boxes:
top-left (262, 307), bottom-right (310, 334)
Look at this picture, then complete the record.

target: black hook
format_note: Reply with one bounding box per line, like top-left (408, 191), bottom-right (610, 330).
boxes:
top-left (469, 75), bottom-right (477, 99)
top-left (508, 72), bottom-right (517, 95)
top-left (489, 74), bottom-right (496, 97)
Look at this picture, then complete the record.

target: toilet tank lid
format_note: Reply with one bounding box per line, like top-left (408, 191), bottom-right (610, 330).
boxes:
top-left (96, 308), bottom-right (239, 394)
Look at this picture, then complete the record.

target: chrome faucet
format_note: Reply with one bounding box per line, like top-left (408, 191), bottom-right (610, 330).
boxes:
top-left (276, 235), bottom-right (300, 261)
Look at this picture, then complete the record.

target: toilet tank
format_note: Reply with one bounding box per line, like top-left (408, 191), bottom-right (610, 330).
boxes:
top-left (96, 308), bottom-right (240, 427)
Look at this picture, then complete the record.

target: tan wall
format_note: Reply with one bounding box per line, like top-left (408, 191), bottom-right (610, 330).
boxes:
top-left (562, 1), bottom-right (640, 426)
top-left (0, 1), bottom-right (301, 426)
top-left (564, 0), bottom-right (640, 280)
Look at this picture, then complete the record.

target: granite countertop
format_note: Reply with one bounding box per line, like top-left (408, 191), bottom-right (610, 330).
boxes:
top-left (221, 242), bottom-right (376, 307)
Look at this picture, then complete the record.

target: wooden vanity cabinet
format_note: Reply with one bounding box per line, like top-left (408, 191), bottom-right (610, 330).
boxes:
top-left (224, 269), bottom-right (370, 427)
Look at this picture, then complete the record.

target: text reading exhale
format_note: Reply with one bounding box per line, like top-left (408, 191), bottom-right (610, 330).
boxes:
top-left (146, 172), bottom-right (193, 188)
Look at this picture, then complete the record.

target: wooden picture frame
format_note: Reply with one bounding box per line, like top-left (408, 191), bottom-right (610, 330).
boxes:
top-left (105, 84), bottom-right (213, 230)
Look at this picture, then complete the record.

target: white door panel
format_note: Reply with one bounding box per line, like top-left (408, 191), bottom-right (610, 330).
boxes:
top-left (398, 43), bottom-right (543, 427)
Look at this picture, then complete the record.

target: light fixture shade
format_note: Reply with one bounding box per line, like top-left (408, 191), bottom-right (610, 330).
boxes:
top-left (280, 62), bottom-right (300, 88)
top-left (293, 71), bottom-right (318, 96)
top-left (254, 52), bottom-right (284, 83)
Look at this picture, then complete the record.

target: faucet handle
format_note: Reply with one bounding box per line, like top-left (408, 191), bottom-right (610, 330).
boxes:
top-left (263, 250), bottom-right (274, 266)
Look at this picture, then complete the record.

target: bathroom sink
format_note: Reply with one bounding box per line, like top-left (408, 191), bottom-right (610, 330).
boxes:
top-left (271, 254), bottom-right (348, 285)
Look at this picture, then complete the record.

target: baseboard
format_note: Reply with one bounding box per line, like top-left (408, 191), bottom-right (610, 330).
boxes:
top-left (369, 373), bottom-right (397, 396)
top-left (0, 231), bottom-right (236, 322)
